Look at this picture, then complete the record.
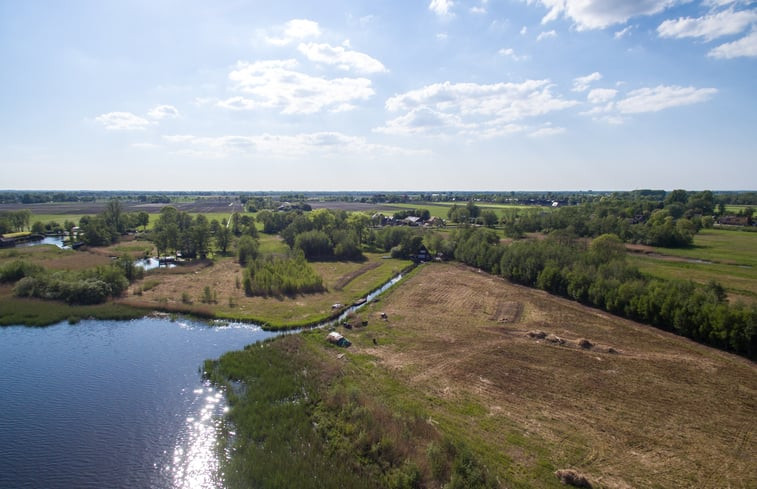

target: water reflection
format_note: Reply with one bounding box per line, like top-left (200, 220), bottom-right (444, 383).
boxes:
top-left (16, 235), bottom-right (67, 248)
top-left (170, 383), bottom-right (226, 489)
top-left (135, 257), bottom-right (176, 270)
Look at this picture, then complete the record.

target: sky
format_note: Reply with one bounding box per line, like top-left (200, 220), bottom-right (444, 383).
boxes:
top-left (1, 0), bottom-right (756, 192)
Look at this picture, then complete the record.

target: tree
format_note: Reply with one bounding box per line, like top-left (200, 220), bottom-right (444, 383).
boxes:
top-left (137, 211), bottom-right (149, 231)
top-left (237, 235), bottom-right (259, 265)
top-left (191, 214), bottom-right (211, 259)
top-left (31, 221), bottom-right (45, 234)
top-left (588, 234), bottom-right (625, 264)
top-left (103, 199), bottom-right (124, 234)
top-left (212, 219), bottom-right (231, 254)
top-left (481, 210), bottom-right (498, 228)
top-left (294, 230), bottom-right (333, 260)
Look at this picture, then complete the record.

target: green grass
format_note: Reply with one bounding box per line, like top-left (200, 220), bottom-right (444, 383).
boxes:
top-left (257, 233), bottom-right (288, 254)
top-left (647, 229), bottom-right (757, 266)
top-left (628, 228), bottom-right (757, 303)
top-left (0, 290), bottom-right (144, 326)
top-left (205, 330), bottom-right (497, 489)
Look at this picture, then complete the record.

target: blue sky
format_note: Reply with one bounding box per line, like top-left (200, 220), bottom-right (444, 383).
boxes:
top-left (1, 0), bottom-right (755, 191)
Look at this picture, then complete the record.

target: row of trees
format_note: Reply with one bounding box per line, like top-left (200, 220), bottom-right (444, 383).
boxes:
top-left (446, 228), bottom-right (756, 358)
top-left (0, 210), bottom-right (31, 234)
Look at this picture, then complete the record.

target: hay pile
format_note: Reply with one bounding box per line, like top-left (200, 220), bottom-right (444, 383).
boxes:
top-left (554, 469), bottom-right (592, 488)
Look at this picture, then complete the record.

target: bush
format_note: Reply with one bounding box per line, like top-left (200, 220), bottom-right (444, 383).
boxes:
top-left (0, 260), bottom-right (43, 283)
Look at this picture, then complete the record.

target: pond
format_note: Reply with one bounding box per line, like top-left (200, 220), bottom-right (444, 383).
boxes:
top-left (0, 318), bottom-right (277, 489)
top-left (0, 269), bottom-right (408, 489)
top-left (16, 235), bottom-right (67, 248)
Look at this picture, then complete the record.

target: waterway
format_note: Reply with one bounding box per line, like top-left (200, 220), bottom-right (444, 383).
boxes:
top-left (0, 271), bottom-right (406, 489)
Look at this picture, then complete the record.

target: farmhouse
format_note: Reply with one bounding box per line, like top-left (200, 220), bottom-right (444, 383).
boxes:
top-left (718, 215), bottom-right (749, 226)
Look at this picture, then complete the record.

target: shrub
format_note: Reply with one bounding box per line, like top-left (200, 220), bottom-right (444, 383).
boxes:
top-left (0, 260), bottom-right (43, 282)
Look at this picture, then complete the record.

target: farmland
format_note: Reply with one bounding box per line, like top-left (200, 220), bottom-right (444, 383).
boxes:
top-left (210, 263), bottom-right (757, 488)
top-left (627, 228), bottom-right (757, 303)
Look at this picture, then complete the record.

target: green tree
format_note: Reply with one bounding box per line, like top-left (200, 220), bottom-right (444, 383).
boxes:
top-left (481, 210), bottom-right (498, 228)
top-left (237, 235), bottom-right (259, 265)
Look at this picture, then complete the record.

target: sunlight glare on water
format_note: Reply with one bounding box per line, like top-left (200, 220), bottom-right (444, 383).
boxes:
top-left (171, 383), bottom-right (228, 489)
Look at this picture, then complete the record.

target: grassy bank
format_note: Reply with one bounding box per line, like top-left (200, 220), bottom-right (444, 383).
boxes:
top-left (205, 330), bottom-right (497, 489)
top-left (208, 263), bottom-right (757, 488)
top-left (122, 253), bottom-right (412, 330)
top-left (0, 286), bottom-right (143, 326)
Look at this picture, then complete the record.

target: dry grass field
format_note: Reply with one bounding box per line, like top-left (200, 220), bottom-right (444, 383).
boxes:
top-left (342, 263), bottom-right (757, 488)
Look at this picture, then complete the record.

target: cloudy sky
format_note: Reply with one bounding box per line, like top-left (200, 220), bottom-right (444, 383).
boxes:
top-left (1, 0), bottom-right (755, 191)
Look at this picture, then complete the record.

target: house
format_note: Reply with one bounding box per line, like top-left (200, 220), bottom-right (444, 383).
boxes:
top-left (718, 215), bottom-right (749, 226)
top-left (424, 216), bottom-right (445, 227)
top-left (402, 216), bottom-right (422, 226)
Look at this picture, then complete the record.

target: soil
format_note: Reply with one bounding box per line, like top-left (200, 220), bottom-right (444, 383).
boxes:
top-left (349, 263), bottom-right (757, 489)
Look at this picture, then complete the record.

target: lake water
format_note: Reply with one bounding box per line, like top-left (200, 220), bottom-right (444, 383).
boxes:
top-left (0, 270), bottom-right (407, 489)
top-left (0, 318), bottom-right (277, 489)
top-left (16, 235), bottom-right (67, 248)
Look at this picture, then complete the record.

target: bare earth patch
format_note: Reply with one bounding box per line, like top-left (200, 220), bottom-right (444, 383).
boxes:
top-left (349, 263), bottom-right (757, 489)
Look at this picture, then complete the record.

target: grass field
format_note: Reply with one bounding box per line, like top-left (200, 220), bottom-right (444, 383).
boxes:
top-left (220, 263), bottom-right (757, 488)
top-left (627, 229), bottom-right (757, 303)
top-left (121, 252), bottom-right (412, 328)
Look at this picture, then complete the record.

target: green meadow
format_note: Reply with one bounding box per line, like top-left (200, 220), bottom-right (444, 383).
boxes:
top-left (629, 228), bottom-right (757, 303)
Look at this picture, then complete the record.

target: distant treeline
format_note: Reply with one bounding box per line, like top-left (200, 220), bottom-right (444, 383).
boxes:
top-left (0, 192), bottom-right (171, 204)
top-left (448, 228), bottom-right (756, 358)
top-left (499, 190), bottom-right (718, 247)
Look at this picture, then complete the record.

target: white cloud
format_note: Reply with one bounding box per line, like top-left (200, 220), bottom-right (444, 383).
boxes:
top-left (587, 88), bottom-right (618, 104)
top-left (162, 132), bottom-right (424, 159)
top-left (708, 29), bottom-right (757, 57)
top-left (520, 26), bottom-right (528, 35)
top-left (658, 9), bottom-right (757, 41)
top-left (616, 85), bottom-right (717, 113)
top-left (572, 72), bottom-right (602, 92)
top-left (220, 59), bottom-right (375, 114)
top-left (436, 32), bottom-right (449, 41)
top-left (529, 125), bottom-right (566, 137)
top-left (529, 0), bottom-right (682, 30)
top-left (580, 84), bottom-right (716, 123)
top-left (536, 29), bottom-right (557, 40)
top-left (614, 25), bottom-right (634, 38)
top-left (297, 42), bottom-right (387, 73)
top-left (147, 105), bottom-right (179, 120)
top-left (95, 112), bottom-right (152, 130)
top-left (429, 0), bottom-right (454, 16)
top-left (498, 47), bottom-right (527, 60)
top-left (377, 79), bottom-right (578, 137)
top-left (266, 19), bottom-right (321, 46)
